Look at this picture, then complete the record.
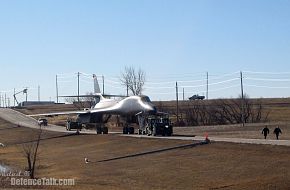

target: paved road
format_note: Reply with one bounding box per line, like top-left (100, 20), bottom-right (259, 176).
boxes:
top-left (123, 134), bottom-right (290, 146)
top-left (0, 108), bottom-right (85, 134)
top-left (1, 108), bottom-right (290, 147)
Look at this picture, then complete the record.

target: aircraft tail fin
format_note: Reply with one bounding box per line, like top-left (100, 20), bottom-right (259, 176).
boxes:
top-left (93, 74), bottom-right (101, 94)
top-left (96, 93), bottom-right (105, 101)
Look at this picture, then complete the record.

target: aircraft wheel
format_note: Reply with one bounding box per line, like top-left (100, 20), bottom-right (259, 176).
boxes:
top-left (129, 127), bottom-right (134, 134)
top-left (167, 126), bottom-right (173, 136)
top-left (123, 127), bottom-right (128, 134)
top-left (103, 127), bottom-right (108, 134)
top-left (96, 126), bottom-right (102, 134)
top-left (164, 127), bottom-right (172, 136)
top-left (164, 129), bottom-right (170, 136)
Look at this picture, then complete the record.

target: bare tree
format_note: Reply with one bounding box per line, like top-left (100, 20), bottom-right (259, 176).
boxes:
top-left (65, 92), bottom-right (97, 110)
top-left (83, 92), bottom-right (98, 108)
top-left (182, 95), bottom-right (269, 126)
top-left (22, 127), bottom-right (42, 179)
top-left (120, 66), bottom-right (146, 95)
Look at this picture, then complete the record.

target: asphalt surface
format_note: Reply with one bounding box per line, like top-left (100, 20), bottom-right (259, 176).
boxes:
top-left (123, 134), bottom-right (290, 146)
top-left (1, 108), bottom-right (290, 146)
top-left (0, 108), bottom-right (84, 134)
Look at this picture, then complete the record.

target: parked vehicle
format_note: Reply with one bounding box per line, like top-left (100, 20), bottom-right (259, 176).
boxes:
top-left (38, 118), bottom-right (48, 126)
top-left (189, 94), bottom-right (205, 100)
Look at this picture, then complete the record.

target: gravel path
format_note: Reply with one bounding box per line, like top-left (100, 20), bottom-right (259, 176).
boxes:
top-left (0, 108), bottom-right (83, 134)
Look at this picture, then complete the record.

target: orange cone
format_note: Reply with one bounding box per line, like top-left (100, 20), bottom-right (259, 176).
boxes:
top-left (205, 132), bottom-right (210, 143)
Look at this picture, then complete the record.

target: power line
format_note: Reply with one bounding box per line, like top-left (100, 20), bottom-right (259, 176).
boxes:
top-left (244, 84), bottom-right (290, 89)
top-left (245, 77), bottom-right (290, 82)
top-left (243, 71), bottom-right (290, 75)
top-left (144, 84), bottom-right (240, 95)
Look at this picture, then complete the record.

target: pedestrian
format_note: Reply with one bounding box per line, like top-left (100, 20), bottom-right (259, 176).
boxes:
top-left (273, 126), bottom-right (282, 140)
top-left (262, 126), bottom-right (270, 139)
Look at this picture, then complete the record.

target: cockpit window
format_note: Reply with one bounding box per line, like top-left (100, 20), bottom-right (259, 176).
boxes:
top-left (141, 96), bottom-right (151, 102)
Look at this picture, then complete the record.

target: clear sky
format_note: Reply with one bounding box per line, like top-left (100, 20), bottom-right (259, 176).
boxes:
top-left (1, 0), bottom-right (290, 104)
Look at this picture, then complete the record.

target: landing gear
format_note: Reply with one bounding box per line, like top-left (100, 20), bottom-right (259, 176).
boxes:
top-left (103, 126), bottom-right (108, 134)
top-left (129, 127), bottom-right (134, 134)
top-left (96, 126), bottom-right (102, 134)
top-left (164, 125), bottom-right (172, 136)
top-left (96, 125), bottom-right (109, 134)
top-left (123, 126), bottom-right (135, 134)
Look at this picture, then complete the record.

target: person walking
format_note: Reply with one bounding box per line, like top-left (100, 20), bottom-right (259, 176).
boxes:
top-left (262, 126), bottom-right (270, 139)
top-left (273, 126), bottom-right (282, 140)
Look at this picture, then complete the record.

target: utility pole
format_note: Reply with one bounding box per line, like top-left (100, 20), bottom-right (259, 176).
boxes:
top-left (240, 71), bottom-right (245, 127)
top-left (126, 84), bottom-right (129, 96)
top-left (13, 88), bottom-right (15, 107)
top-left (77, 72), bottom-right (80, 102)
top-left (176, 82), bottom-right (179, 125)
top-left (38, 85), bottom-right (40, 102)
top-left (0, 93), bottom-right (1, 107)
top-left (183, 88), bottom-right (185, 101)
top-left (56, 75), bottom-right (59, 103)
top-left (4, 93), bottom-right (7, 107)
top-left (102, 75), bottom-right (105, 94)
top-left (206, 72), bottom-right (209, 100)
top-left (2, 95), bottom-right (4, 107)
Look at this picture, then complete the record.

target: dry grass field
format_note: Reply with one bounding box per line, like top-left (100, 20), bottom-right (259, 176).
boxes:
top-left (1, 115), bottom-right (290, 189)
top-left (174, 122), bottom-right (290, 140)
top-left (156, 98), bottom-right (290, 122)
top-left (14, 104), bottom-right (78, 115)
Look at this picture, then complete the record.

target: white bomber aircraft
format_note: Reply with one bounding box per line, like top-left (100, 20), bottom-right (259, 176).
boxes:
top-left (30, 75), bottom-right (157, 133)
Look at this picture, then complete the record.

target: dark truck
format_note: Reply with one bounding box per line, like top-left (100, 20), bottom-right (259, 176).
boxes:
top-left (138, 114), bottom-right (173, 136)
top-left (189, 94), bottom-right (205, 100)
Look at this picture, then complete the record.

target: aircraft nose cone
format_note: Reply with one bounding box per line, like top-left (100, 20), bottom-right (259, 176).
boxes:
top-left (149, 106), bottom-right (157, 114)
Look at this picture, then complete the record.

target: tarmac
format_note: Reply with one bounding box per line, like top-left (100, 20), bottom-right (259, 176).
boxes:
top-left (1, 108), bottom-right (290, 147)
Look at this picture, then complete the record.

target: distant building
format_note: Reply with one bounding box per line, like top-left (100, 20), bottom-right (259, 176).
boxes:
top-left (18, 101), bottom-right (55, 107)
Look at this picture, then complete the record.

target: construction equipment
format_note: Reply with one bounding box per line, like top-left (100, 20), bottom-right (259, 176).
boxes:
top-left (13, 88), bottom-right (28, 105)
top-left (138, 114), bottom-right (173, 136)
